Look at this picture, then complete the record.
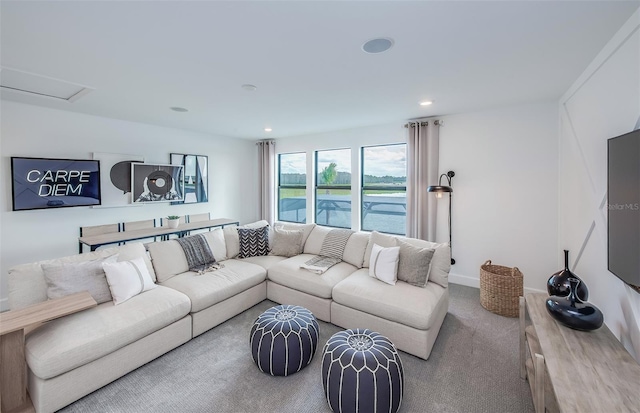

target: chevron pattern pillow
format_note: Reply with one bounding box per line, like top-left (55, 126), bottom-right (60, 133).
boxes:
top-left (238, 226), bottom-right (270, 258)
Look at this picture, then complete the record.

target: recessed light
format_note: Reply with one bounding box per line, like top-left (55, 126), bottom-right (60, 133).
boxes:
top-left (264, 127), bottom-right (273, 132)
top-left (362, 38), bottom-right (394, 54)
top-left (170, 107), bottom-right (188, 112)
top-left (419, 101), bottom-right (433, 106)
top-left (242, 84), bottom-right (257, 92)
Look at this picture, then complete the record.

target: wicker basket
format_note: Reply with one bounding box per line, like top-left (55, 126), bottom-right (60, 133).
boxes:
top-left (479, 260), bottom-right (523, 317)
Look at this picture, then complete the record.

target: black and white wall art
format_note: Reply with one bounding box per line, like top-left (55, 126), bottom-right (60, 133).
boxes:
top-left (131, 163), bottom-right (184, 203)
top-left (93, 152), bottom-right (144, 207)
top-left (170, 153), bottom-right (208, 204)
top-left (11, 157), bottom-right (101, 211)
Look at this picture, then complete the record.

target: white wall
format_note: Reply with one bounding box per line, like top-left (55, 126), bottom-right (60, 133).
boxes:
top-left (558, 9), bottom-right (640, 359)
top-left (440, 103), bottom-right (559, 292)
top-left (276, 102), bottom-right (559, 293)
top-left (0, 101), bottom-right (259, 309)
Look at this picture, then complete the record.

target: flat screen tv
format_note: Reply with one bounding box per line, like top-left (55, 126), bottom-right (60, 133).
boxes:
top-left (607, 129), bottom-right (640, 289)
top-left (11, 157), bottom-right (101, 211)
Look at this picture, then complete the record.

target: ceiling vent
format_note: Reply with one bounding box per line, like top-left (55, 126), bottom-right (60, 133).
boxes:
top-left (0, 67), bottom-right (93, 102)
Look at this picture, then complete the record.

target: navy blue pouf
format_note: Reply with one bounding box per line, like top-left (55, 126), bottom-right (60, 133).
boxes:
top-left (322, 329), bottom-right (404, 413)
top-left (250, 305), bottom-right (319, 376)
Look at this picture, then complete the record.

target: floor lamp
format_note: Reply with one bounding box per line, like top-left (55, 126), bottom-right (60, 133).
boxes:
top-left (427, 171), bottom-right (455, 265)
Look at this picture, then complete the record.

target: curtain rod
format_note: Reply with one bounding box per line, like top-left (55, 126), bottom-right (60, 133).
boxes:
top-left (403, 120), bottom-right (443, 128)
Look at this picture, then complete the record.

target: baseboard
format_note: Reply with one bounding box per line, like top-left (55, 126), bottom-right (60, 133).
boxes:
top-left (448, 273), bottom-right (546, 295)
top-left (0, 297), bottom-right (8, 312)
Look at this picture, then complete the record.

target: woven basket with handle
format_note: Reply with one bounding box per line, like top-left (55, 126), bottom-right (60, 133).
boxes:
top-left (479, 260), bottom-right (523, 317)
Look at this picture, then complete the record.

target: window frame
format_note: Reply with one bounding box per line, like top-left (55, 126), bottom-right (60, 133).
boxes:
top-left (314, 148), bottom-right (352, 229)
top-left (277, 152), bottom-right (307, 223)
top-left (360, 143), bottom-right (407, 235)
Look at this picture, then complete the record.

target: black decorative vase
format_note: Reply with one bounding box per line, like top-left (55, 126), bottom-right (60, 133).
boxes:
top-left (547, 250), bottom-right (589, 301)
top-left (545, 278), bottom-right (603, 331)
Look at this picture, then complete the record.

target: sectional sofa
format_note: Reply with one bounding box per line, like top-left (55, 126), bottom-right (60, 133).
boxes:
top-left (7, 220), bottom-right (451, 412)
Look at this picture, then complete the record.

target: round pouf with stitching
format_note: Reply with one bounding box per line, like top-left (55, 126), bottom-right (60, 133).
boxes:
top-left (322, 328), bottom-right (404, 413)
top-left (250, 304), bottom-right (320, 376)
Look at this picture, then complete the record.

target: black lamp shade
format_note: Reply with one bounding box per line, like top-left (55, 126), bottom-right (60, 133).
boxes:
top-left (427, 185), bottom-right (453, 193)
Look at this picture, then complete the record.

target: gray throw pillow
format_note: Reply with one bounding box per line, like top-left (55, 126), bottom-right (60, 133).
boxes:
top-left (271, 227), bottom-right (304, 257)
top-left (397, 239), bottom-right (435, 287)
top-left (42, 256), bottom-right (117, 304)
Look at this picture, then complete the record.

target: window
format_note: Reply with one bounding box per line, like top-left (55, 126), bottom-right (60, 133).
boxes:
top-left (278, 152), bottom-right (307, 223)
top-left (361, 144), bottom-right (407, 235)
top-left (315, 149), bottom-right (351, 228)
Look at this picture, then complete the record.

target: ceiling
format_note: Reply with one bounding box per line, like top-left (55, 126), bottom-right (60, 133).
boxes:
top-left (1, 1), bottom-right (639, 139)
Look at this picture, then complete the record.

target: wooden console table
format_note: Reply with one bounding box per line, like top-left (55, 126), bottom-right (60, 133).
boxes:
top-left (0, 292), bottom-right (97, 413)
top-left (520, 293), bottom-right (640, 413)
top-left (78, 218), bottom-right (239, 252)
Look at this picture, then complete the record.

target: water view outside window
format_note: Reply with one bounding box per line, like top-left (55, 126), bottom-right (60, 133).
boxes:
top-left (316, 148), bottom-right (351, 228)
top-left (361, 144), bottom-right (407, 235)
top-left (278, 152), bottom-right (306, 223)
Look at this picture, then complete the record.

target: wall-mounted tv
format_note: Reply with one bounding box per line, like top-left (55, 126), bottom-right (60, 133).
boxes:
top-left (607, 129), bottom-right (640, 289)
top-left (11, 157), bottom-right (101, 211)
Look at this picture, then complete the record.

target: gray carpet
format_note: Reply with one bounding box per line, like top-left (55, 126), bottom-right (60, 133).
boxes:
top-left (60, 284), bottom-right (534, 412)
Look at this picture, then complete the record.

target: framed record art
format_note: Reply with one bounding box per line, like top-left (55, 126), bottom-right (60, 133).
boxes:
top-left (170, 153), bottom-right (208, 204)
top-left (93, 152), bottom-right (144, 207)
top-left (131, 163), bottom-right (184, 203)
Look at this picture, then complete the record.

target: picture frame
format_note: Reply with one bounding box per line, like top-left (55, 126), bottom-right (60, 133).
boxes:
top-left (11, 157), bottom-right (101, 211)
top-left (170, 153), bottom-right (208, 204)
top-left (131, 163), bottom-right (184, 203)
top-left (93, 152), bottom-right (144, 208)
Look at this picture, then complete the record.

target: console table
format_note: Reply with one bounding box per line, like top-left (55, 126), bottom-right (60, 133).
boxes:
top-left (520, 293), bottom-right (640, 413)
top-left (78, 218), bottom-right (239, 252)
top-left (0, 292), bottom-right (97, 413)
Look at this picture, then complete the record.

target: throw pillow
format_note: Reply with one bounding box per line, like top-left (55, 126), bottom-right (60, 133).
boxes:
top-left (363, 231), bottom-right (398, 268)
top-left (238, 226), bottom-right (270, 258)
top-left (397, 239), bottom-right (435, 287)
top-left (103, 256), bottom-right (156, 305)
top-left (42, 255), bottom-right (118, 304)
top-left (271, 227), bottom-right (304, 257)
top-left (319, 229), bottom-right (354, 259)
top-left (368, 243), bottom-right (400, 286)
top-left (203, 228), bottom-right (228, 261)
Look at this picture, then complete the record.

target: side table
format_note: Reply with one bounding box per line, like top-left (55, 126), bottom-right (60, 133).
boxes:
top-left (0, 292), bottom-right (97, 413)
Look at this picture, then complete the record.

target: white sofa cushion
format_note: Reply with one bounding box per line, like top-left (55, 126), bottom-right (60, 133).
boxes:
top-left (147, 231), bottom-right (229, 283)
top-left (267, 254), bottom-right (357, 298)
top-left (303, 225), bottom-right (332, 255)
top-left (159, 259), bottom-right (267, 313)
top-left (8, 243), bottom-right (156, 310)
top-left (25, 285), bottom-right (190, 380)
top-left (239, 255), bottom-right (287, 270)
top-left (303, 226), bottom-right (368, 268)
top-left (342, 232), bottom-right (369, 268)
top-left (332, 269), bottom-right (447, 330)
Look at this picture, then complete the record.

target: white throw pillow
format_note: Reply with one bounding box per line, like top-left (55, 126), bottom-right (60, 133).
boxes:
top-left (103, 256), bottom-right (156, 305)
top-left (204, 228), bottom-right (228, 261)
top-left (368, 243), bottom-right (400, 285)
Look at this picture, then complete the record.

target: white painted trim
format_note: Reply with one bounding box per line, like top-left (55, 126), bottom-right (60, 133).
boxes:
top-left (449, 272), bottom-right (546, 295)
top-left (0, 297), bottom-right (8, 312)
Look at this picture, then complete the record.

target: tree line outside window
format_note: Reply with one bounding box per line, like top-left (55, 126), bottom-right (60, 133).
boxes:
top-left (277, 143), bottom-right (407, 235)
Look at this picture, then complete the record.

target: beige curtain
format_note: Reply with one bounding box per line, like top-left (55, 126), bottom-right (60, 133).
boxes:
top-left (257, 140), bottom-right (276, 226)
top-left (405, 121), bottom-right (440, 240)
